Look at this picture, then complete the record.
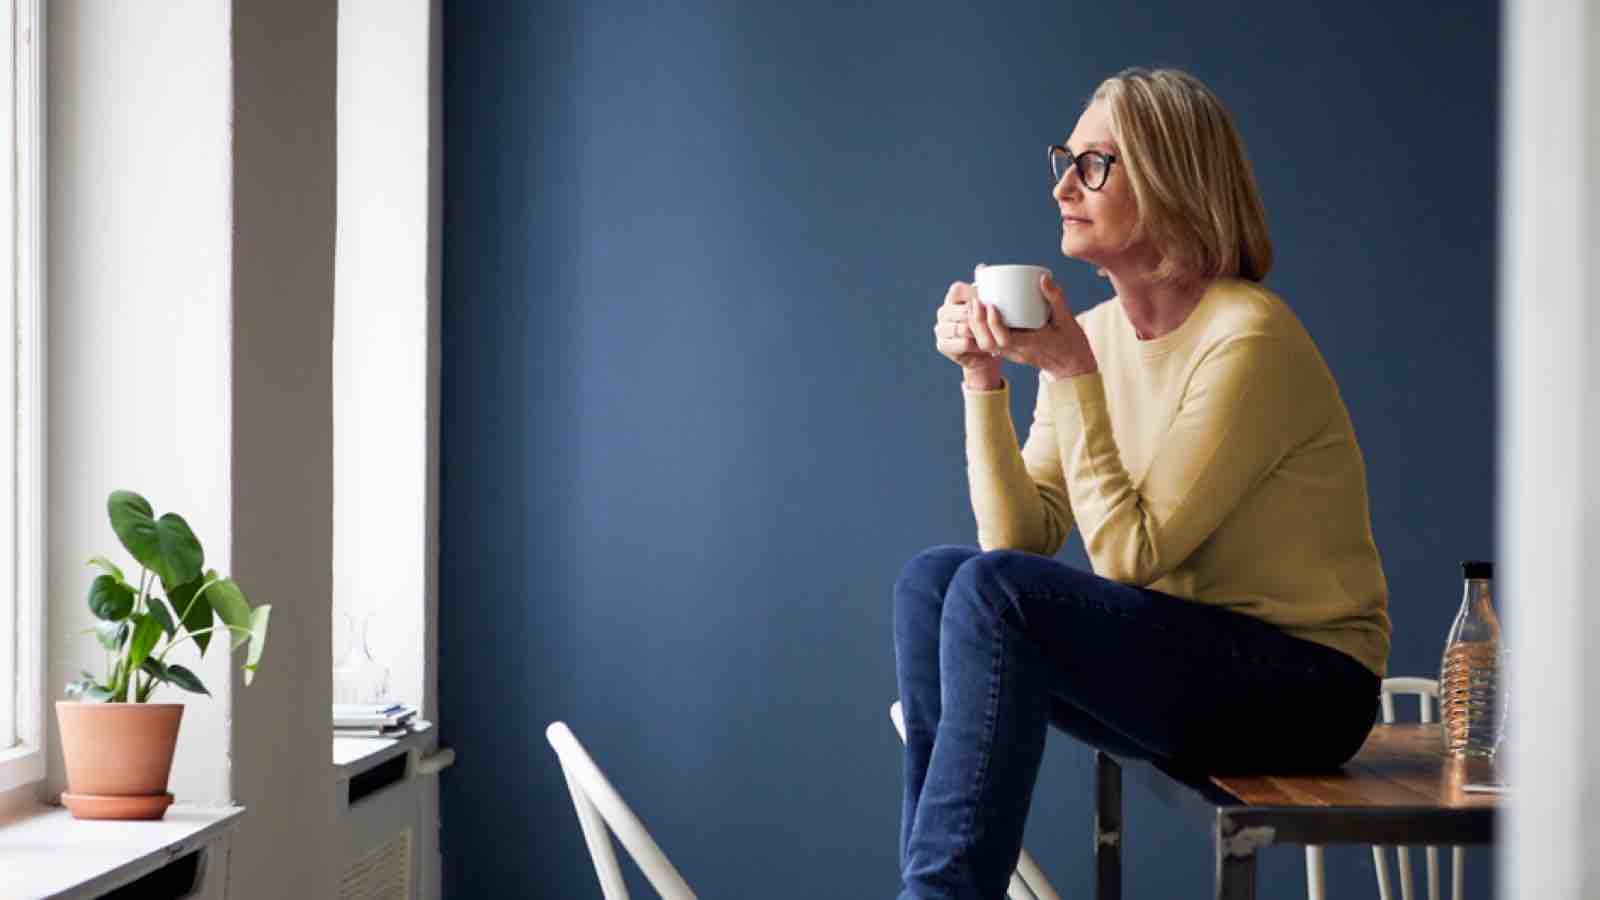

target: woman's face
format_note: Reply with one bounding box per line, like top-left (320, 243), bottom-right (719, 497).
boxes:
top-left (1054, 100), bottom-right (1145, 272)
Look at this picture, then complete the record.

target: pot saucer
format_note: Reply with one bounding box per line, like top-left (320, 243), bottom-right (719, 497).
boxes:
top-left (60, 791), bottom-right (174, 820)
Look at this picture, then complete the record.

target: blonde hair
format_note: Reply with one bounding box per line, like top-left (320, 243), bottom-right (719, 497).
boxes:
top-left (1090, 67), bottom-right (1273, 283)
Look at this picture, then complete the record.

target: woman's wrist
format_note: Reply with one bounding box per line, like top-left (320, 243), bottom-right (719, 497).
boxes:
top-left (962, 369), bottom-right (1004, 391)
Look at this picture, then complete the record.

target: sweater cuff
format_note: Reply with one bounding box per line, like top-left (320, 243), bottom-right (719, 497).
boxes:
top-left (963, 377), bottom-right (1016, 455)
top-left (962, 377), bottom-right (1009, 412)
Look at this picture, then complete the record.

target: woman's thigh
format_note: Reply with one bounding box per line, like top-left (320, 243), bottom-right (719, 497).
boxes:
top-left (956, 550), bottom-right (1378, 771)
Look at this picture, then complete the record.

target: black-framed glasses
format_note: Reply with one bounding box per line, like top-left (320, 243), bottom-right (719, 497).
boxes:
top-left (1048, 145), bottom-right (1117, 191)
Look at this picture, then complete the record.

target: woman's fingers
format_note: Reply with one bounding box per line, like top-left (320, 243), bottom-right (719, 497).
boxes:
top-left (969, 301), bottom-right (996, 351)
top-left (934, 320), bottom-right (982, 342)
top-left (944, 280), bottom-right (977, 307)
top-left (983, 300), bottom-right (1012, 348)
top-left (936, 336), bottom-right (977, 357)
top-left (1039, 272), bottom-right (1069, 326)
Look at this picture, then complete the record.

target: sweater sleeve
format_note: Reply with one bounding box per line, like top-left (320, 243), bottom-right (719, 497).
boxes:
top-left (1049, 334), bottom-right (1326, 585)
top-left (963, 377), bottom-right (1075, 554)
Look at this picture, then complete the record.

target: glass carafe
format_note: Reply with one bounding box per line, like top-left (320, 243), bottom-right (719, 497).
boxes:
top-left (332, 611), bottom-right (391, 706)
top-left (1438, 560), bottom-right (1504, 759)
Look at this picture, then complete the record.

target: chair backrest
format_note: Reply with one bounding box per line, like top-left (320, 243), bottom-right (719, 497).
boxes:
top-left (1380, 676), bottom-right (1440, 725)
top-left (1371, 677), bottom-right (1458, 900)
top-left (545, 721), bottom-right (699, 900)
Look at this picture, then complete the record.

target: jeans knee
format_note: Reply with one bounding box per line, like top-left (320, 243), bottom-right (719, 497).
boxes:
top-left (893, 545), bottom-right (978, 635)
top-left (947, 551), bottom-right (1024, 621)
top-left (946, 550), bottom-right (1070, 627)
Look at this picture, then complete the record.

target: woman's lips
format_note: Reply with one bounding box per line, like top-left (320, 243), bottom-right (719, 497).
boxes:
top-left (1062, 216), bottom-right (1091, 226)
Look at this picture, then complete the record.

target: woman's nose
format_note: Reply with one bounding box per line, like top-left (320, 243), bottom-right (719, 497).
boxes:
top-left (1053, 169), bottom-right (1079, 202)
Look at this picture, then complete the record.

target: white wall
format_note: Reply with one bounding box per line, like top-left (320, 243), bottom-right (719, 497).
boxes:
top-left (1500, 0), bottom-right (1600, 897)
top-left (334, 3), bottom-right (444, 897)
top-left (335, 0), bottom-right (434, 722)
top-left (45, 0), bottom-right (234, 806)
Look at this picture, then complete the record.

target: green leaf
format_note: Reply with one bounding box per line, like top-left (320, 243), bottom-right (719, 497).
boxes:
top-left (152, 513), bottom-right (204, 590)
top-left (125, 613), bottom-right (163, 677)
top-left (107, 490), bottom-right (158, 567)
top-left (168, 573), bottom-right (215, 655)
top-left (106, 491), bottom-right (204, 590)
top-left (136, 658), bottom-right (167, 702)
top-left (165, 664), bottom-right (209, 696)
top-left (65, 678), bottom-right (112, 702)
top-left (86, 555), bottom-right (126, 582)
top-left (147, 596), bottom-right (177, 638)
top-left (244, 605), bottom-right (270, 686)
top-left (108, 658), bottom-right (127, 702)
top-left (87, 574), bottom-right (135, 621)
top-left (209, 578), bottom-right (252, 649)
top-left (94, 620), bottom-right (129, 651)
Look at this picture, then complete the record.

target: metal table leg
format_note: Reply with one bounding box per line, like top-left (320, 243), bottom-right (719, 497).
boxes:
top-left (1095, 751), bottom-right (1122, 900)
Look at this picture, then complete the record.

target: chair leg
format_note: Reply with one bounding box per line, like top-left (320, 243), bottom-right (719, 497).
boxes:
top-left (1015, 849), bottom-right (1063, 900)
top-left (1452, 847), bottom-right (1464, 900)
top-left (1094, 752), bottom-right (1122, 900)
top-left (1397, 846), bottom-right (1415, 900)
top-left (1006, 872), bottom-right (1039, 900)
top-left (1372, 846), bottom-right (1394, 900)
top-left (1304, 846), bottom-right (1325, 900)
top-left (1425, 846), bottom-right (1439, 900)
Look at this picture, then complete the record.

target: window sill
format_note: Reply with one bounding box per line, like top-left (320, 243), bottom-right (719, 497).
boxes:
top-left (333, 719), bottom-right (439, 779)
top-left (0, 802), bottom-right (244, 899)
top-left (0, 744), bottom-right (45, 796)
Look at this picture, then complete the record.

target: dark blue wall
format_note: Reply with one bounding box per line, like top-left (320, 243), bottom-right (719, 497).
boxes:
top-left (440, 3), bottom-right (1499, 897)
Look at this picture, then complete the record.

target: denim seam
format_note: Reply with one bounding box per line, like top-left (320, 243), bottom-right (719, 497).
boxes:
top-left (945, 606), bottom-right (1006, 892)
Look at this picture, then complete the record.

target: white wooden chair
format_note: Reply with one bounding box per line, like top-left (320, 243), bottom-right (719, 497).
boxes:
top-left (546, 721), bottom-right (697, 899)
top-left (889, 701), bottom-right (1064, 900)
top-left (1304, 676), bottom-right (1464, 900)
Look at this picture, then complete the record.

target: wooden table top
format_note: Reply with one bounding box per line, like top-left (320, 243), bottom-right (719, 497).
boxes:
top-left (1209, 724), bottom-right (1502, 810)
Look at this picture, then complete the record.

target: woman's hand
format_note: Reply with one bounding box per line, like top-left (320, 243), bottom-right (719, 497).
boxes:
top-left (970, 272), bottom-right (1098, 381)
top-left (933, 268), bottom-right (1004, 390)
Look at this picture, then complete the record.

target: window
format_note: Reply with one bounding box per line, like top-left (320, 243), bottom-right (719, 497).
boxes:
top-left (0, 0), bottom-right (46, 795)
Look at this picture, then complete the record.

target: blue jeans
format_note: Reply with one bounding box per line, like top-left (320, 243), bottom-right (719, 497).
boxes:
top-left (893, 546), bottom-right (1379, 900)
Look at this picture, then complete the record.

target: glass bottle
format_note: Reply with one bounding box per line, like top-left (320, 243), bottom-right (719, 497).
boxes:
top-left (1438, 560), bottom-right (1505, 758)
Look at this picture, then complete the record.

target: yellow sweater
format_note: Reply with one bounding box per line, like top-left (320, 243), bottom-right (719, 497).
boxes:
top-left (965, 278), bottom-right (1390, 676)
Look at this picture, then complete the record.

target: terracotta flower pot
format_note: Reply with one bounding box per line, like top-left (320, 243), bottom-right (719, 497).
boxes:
top-left (55, 701), bottom-right (183, 820)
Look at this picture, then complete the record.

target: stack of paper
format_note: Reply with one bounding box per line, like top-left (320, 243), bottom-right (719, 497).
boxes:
top-left (333, 703), bottom-right (417, 738)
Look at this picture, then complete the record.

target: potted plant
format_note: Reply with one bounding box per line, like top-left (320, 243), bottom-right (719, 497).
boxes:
top-left (56, 490), bottom-right (271, 820)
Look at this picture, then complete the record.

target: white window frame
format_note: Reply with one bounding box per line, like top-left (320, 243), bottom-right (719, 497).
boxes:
top-left (0, 0), bottom-right (46, 796)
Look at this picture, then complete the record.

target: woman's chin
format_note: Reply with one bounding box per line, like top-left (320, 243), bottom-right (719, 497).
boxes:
top-left (1059, 240), bottom-right (1096, 267)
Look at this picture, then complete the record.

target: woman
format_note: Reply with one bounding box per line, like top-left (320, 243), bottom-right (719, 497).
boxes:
top-left (895, 67), bottom-right (1391, 900)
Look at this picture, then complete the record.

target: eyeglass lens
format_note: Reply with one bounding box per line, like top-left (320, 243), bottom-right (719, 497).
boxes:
top-left (1051, 149), bottom-right (1108, 190)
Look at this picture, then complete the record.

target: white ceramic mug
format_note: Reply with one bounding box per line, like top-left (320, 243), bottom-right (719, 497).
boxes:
top-left (975, 264), bottom-right (1051, 330)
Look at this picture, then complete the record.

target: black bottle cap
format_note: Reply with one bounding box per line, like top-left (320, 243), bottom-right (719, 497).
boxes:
top-left (1462, 560), bottom-right (1494, 580)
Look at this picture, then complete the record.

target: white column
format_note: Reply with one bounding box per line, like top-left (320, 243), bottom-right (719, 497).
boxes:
top-left (1499, 0), bottom-right (1599, 897)
top-left (227, 2), bottom-right (339, 898)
